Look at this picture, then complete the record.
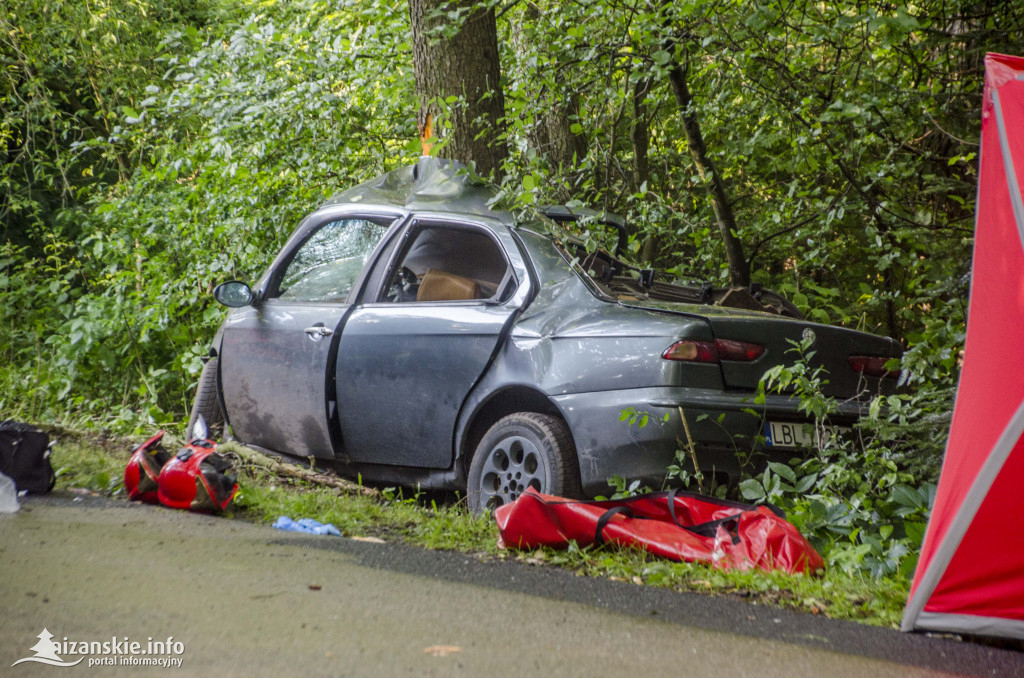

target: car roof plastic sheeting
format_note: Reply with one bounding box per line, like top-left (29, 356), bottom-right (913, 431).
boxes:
top-left (901, 52), bottom-right (1024, 640)
top-left (320, 157), bottom-right (511, 222)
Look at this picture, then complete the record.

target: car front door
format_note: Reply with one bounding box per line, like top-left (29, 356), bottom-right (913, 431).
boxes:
top-left (219, 212), bottom-right (398, 458)
top-left (334, 218), bottom-right (530, 468)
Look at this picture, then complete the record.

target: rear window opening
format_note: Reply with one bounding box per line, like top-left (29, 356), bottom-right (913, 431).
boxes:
top-left (556, 240), bottom-right (803, 318)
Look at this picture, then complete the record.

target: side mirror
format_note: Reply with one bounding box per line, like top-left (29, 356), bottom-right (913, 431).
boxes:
top-left (213, 281), bottom-right (254, 308)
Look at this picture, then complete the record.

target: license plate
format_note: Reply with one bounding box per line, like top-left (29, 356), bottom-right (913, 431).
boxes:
top-left (763, 421), bottom-right (851, 449)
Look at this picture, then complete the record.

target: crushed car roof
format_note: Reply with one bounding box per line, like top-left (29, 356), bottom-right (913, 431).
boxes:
top-left (320, 157), bottom-right (512, 223)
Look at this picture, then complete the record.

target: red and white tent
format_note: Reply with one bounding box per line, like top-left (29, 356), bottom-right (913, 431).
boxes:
top-left (902, 53), bottom-right (1024, 639)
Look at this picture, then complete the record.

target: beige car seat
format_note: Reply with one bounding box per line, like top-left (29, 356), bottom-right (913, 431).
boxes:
top-left (416, 269), bottom-right (483, 302)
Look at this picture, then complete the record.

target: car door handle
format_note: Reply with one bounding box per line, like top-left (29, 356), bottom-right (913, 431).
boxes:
top-left (304, 326), bottom-right (333, 338)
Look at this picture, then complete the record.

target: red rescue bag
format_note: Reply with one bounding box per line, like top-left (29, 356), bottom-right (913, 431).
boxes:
top-left (495, 488), bottom-right (824, 575)
top-left (124, 431), bottom-right (170, 504)
top-left (157, 440), bottom-right (238, 513)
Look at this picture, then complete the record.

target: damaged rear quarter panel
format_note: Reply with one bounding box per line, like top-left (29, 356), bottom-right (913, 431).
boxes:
top-left (457, 229), bottom-right (728, 494)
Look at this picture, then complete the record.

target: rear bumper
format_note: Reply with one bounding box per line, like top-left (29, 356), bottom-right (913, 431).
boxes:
top-left (553, 387), bottom-right (869, 496)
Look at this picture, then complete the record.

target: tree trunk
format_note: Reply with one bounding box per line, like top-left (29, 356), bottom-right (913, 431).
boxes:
top-left (408, 0), bottom-right (508, 178)
top-left (631, 77), bottom-right (651, 193)
top-left (666, 55), bottom-right (750, 287)
top-left (633, 76), bottom-right (661, 264)
top-left (536, 92), bottom-right (587, 175)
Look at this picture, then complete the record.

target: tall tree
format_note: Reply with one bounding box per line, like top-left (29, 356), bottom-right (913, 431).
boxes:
top-left (666, 49), bottom-right (749, 287)
top-left (408, 0), bottom-right (508, 177)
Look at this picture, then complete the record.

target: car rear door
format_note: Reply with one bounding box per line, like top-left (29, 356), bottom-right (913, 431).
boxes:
top-left (334, 217), bottom-right (530, 468)
top-left (218, 212), bottom-right (398, 458)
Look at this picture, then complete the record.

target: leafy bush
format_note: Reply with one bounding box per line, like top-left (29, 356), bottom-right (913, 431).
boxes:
top-left (2, 0), bottom-right (418, 431)
top-left (739, 340), bottom-right (944, 578)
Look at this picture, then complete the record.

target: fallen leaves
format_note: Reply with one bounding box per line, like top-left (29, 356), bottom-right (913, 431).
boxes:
top-left (422, 646), bottom-right (462, 657)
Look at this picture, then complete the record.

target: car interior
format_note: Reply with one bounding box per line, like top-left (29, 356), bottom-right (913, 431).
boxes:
top-left (561, 240), bottom-right (802, 318)
top-left (384, 226), bottom-right (513, 303)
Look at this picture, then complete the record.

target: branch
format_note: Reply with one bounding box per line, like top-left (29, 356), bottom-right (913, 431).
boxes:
top-left (222, 442), bottom-right (379, 497)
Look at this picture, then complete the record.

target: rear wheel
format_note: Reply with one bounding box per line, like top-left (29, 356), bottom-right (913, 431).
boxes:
top-left (187, 357), bottom-right (225, 441)
top-left (467, 412), bottom-right (580, 513)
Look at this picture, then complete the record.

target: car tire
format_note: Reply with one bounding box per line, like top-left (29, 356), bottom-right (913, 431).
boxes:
top-left (467, 412), bottom-right (581, 513)
top-left (187, 357), bottom-right (225, 441)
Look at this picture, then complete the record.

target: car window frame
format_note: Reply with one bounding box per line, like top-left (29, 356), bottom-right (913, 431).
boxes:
top-left (362, 216), bottom-right (518, 306)
top-left (260, 211), bottom-right (402, 306)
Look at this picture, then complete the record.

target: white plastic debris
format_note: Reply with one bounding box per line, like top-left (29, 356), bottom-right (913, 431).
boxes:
top-left (0, 472), bottom-right (20, 513)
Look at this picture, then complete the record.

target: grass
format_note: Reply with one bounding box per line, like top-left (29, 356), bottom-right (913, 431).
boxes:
top-left (46, 427), bottom-right (909, 628)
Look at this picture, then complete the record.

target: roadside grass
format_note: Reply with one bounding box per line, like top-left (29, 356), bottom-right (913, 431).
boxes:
top-left (50, 429), bottom-right (129, 494)
top-left (47, 428), bottom-right (908, 629)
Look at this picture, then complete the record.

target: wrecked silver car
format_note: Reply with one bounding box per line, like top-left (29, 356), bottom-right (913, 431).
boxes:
top-left (191, 158), bottom-right (902, 510)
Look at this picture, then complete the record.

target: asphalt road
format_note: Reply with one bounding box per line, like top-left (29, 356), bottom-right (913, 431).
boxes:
top-left (1, 493), bottom-right (1021, 677)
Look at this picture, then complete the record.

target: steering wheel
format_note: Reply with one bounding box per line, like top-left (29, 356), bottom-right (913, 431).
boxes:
top-left (385, 266), bottom-right (418, 302)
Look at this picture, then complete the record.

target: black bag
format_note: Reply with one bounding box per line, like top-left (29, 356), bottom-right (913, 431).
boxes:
top-left (0, 420), bottom-right (56, 494)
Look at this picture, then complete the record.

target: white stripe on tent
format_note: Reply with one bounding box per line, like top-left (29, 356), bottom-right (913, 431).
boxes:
top-left (902, 84), bottom-right (1024, 636)
top-left (915, 612), bottom-right (1024, 640)
top-left (902, 400), bottom-right (1024, 632)
top-left (993, 87), bottom-right (1024, 254)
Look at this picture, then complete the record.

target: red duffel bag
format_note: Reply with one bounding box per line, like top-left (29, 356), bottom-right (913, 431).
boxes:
top-left (494, 488), bottom-right (824, 575)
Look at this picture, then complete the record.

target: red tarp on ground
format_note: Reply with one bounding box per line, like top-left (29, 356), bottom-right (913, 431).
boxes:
top-left (902, 53), bottom-right (1024, 640)
top-left (495, 488), bottom-right (824, 575)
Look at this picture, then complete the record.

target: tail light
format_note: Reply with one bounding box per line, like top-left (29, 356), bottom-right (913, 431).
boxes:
top-left (663, 340), bottom-right (718, 362)
top-left (848, 355), bottom-right (900, 379)
top-left (663, 339), bottom-right (765, 363)
top-left (714, 339), bottom-right (766, 361)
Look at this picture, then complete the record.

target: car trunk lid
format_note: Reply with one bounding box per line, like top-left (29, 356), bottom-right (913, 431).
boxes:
top-left (622, 301), bottom-right (902, 397)
top-left (705, 315), bottom-right (901, 396)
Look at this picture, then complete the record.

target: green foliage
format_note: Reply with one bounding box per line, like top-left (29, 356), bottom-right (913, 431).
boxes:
top-left (1, 0), bottom-right (215, 241)
top-left (618, 406), bottom-right (670, 430)
top-left (743, 341), bottom-right (942, 578)
top-left (3, 0), bottom-right (418, 431)
top-left (756, 336), bottom-right (837, 422)
top-left (3, 0), bottom-right (1012, 437)
top-left (596, 474), bottom-right (648, 501)
top-left (493, 0), bottom-right (1001, 390)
